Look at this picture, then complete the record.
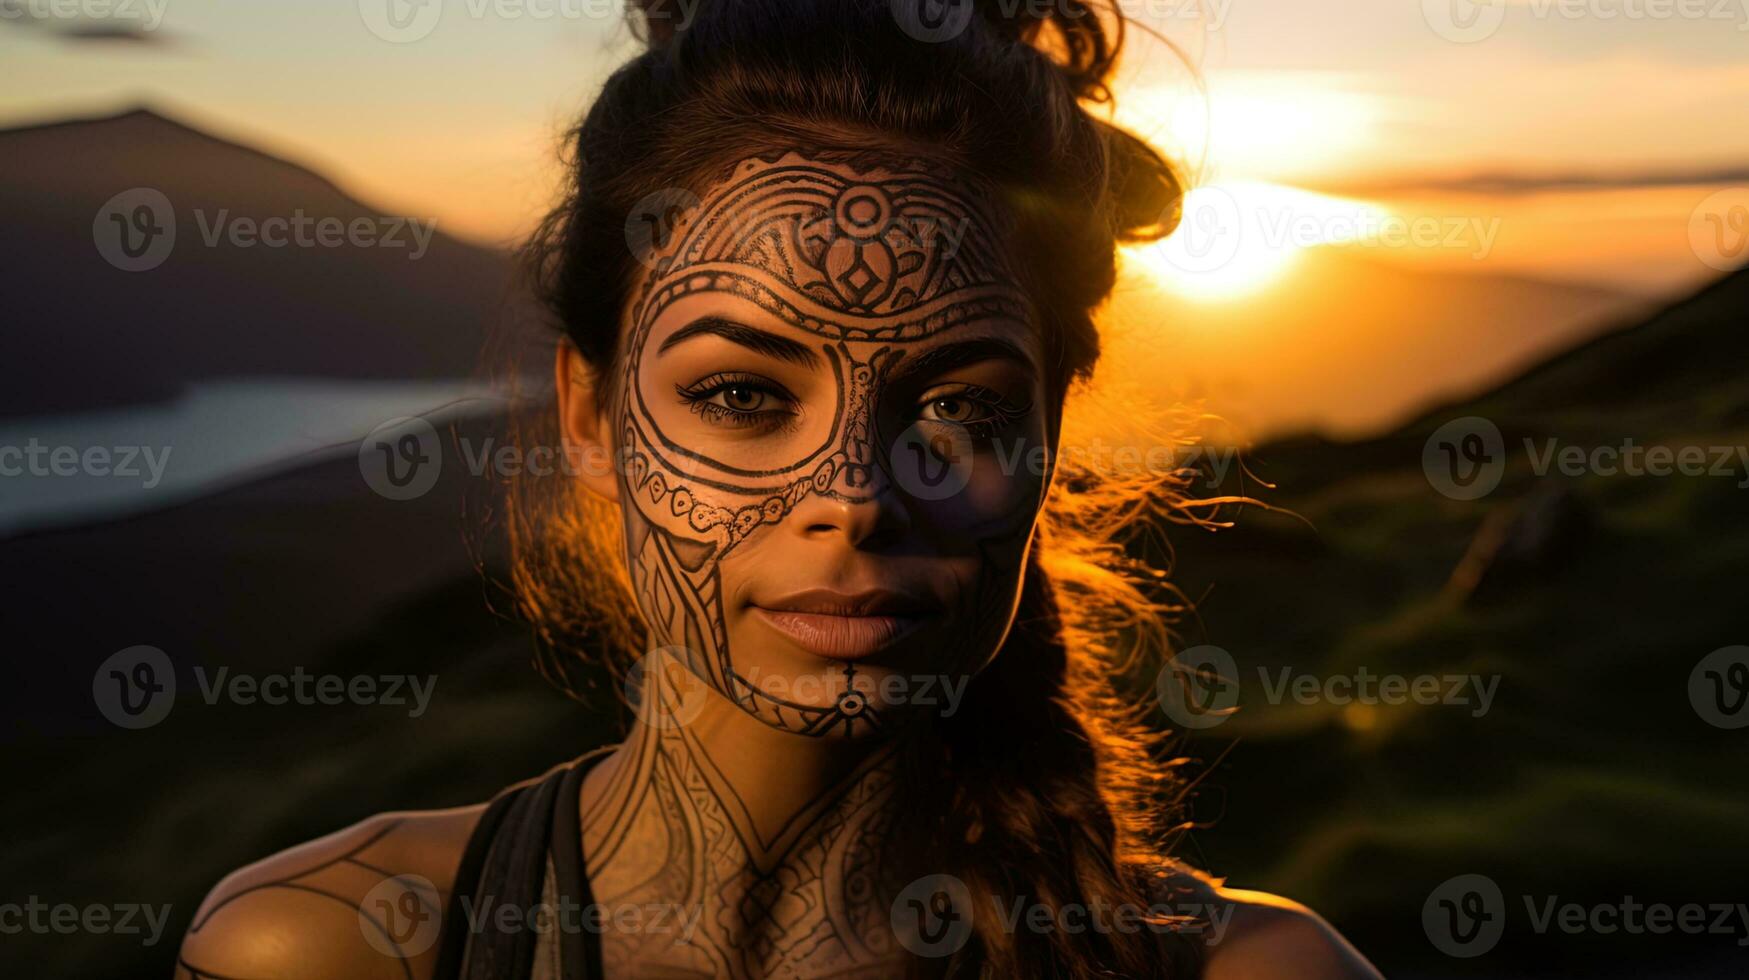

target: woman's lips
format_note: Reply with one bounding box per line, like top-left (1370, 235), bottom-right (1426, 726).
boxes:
top-left (752, 609), bottom-right (923, 660)
top-left (750, 589), bottom-right (933, 661)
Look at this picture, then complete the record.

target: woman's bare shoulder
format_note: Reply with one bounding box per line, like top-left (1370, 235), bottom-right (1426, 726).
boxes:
top-left (173, 803), bottom-right (488, 980)
top-left (1133, 866), bottom-right (1380, 979)
top-left (1199, 886), bottom-right (1384, 980)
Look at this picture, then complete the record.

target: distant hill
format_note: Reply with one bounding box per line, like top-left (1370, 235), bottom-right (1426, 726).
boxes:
top-left (1233, 266), bottom-right (1749, 494)
top-left (1109, 245), bottom-right (1640, 440)
top-left (0, 107), bottom-right (525, 417)
top-left (1164, 266), bottom-right (1749, 977)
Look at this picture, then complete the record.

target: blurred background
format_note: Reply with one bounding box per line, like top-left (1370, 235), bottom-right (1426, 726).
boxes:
top-left (2, 1), bottom-right (1746, 976)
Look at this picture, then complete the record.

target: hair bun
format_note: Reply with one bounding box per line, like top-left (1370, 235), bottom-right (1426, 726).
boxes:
top-left (971, 0), bottom-right (1123, 102)
top-left (631, 0), bottom-right (1125, 102)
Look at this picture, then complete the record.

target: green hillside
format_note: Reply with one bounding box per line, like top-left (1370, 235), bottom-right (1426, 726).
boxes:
top-left (1161, 268), bottom-right (1749, 976)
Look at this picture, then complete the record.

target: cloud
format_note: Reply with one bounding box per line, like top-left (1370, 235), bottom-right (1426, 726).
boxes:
top-left (1317, 166), bottom-right (1749, 196)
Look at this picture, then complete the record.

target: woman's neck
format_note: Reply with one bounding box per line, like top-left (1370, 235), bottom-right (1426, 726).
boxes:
top-left (575, 657), bottom-right (911, 976)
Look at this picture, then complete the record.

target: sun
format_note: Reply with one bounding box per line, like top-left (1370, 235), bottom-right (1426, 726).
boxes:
top-left (1124, 182), bottom-right (1389, 302)
top-left (1106, 67), bottom-right (1389, 301)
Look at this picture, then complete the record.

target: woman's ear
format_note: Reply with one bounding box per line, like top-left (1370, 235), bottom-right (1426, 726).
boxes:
top-left (555, 342), bottom-right (620, 502)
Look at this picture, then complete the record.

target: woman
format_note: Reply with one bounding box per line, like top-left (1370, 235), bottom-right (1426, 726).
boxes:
top-left (177, 1), bottom-right (1382, 977)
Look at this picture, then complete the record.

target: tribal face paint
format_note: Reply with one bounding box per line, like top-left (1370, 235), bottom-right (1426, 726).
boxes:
top-left (615, 153), bottom-right (1053, 737)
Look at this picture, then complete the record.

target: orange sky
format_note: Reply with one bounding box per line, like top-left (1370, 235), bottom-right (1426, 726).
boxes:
top-left (4, 0), bottom-right (1744, 437)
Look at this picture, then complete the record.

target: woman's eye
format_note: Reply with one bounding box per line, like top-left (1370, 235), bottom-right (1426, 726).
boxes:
top-left (915, 385), bottom-right (1027, 432)
top-left (716, 386), bottom-right (766, 412)
top-left (922, 396), bottom-right (990, 424)
top-left (675, 374), bottom-right (797, 430)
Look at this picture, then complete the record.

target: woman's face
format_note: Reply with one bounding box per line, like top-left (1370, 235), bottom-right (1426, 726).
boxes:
top-left (592, 152), bottom-right (1054, 738)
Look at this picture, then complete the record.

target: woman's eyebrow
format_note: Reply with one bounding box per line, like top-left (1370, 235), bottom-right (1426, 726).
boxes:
top-left (887, 336), bottom-right (1036, 384)
top-left (656, 316), bottom-right (821, 367)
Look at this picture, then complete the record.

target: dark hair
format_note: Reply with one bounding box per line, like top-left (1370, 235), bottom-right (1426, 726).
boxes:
top-left (513, 1), bottom-right (1210, 976)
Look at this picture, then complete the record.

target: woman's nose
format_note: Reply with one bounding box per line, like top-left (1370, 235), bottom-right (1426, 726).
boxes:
top-left (787, 439), bottom-right (910, 548)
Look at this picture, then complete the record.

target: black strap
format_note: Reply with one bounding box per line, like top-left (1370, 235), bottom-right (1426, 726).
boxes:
top-left (435, 752), bottom-right (612, 980)
top-left (550, 759), bottom-right (598, 980)
top-left (433, 782), bottom-right (522, 976)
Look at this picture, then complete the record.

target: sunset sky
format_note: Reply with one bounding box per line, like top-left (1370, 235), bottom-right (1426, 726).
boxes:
top-left (5, 0), bottom-right (1745, 436)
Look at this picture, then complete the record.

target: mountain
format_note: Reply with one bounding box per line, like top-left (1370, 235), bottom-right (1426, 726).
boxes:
top-left (1107, 245), bottom-right (1641, 440)
top-left (0, 107), bottom-right (526, 417)
top-left (1161, 267), bottom-right (1749, 977)
top-left (1224, 266), bottom-right (1749, 494)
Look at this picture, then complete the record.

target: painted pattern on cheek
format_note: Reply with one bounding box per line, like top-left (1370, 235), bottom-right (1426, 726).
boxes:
top-left (615, 154), bottom-right (1044, 736)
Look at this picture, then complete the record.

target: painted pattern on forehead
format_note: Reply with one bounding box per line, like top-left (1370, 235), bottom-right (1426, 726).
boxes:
top-left (619, 157), bottom-right (1036, 557)
top-left (626, 156), bottom-right (1032, 339)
